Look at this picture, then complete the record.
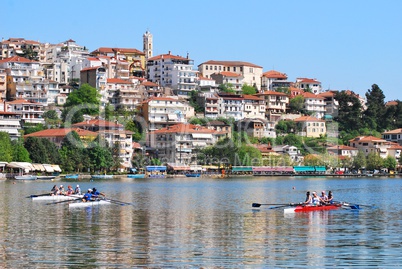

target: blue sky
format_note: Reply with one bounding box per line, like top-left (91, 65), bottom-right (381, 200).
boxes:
top-left (3, 0), bottom-right (402, 101)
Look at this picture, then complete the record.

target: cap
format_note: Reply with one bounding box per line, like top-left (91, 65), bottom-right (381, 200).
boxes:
top-left (88, 188), bottom-right (92, 191)
top-left (60, 185), bottom-right (63, 187)
top-left (76, 185), bottom-right (79, 187)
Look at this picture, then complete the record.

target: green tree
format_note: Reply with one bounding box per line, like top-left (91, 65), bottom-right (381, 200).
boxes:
top-left (64, 83), bottom-right (100, 115)
top-left (241, 83), bottom-right (257, 95)
top-left (353, 150), bottom-right (367, 170)
top-left (19, 47), bottom-right (39, 61)
top-left (61, 107), bottom-right (84, 125)
top-left (219, 83), bottom-right (235, 93)
top-left (85, 140), bottom-right (114, 172)
top-left (11, 139), bottom-right (31, 162)
top-left (188, 91), bottom-right (204, 113)
top-left (236, 145), bottom-right (262, 166)
top-left (303, 154), bottom-right (324, 166)
top-left (334, 91), bottom-right (363, 132)
top-left (363, 84), bottom-right (386, 132)
top-left (41, 139), bottom-right (61, 164)
top-left (289, 95), bottom-right (305, 113)
top-left (366, 152), bottom-right (383, 171)
top-left (125, 120), bottom-right (143, 141)
top-left (59, 131), bottom-right (86, 172)
top-left (24, 137), bottom-right (49, 163)
top-left (0, 132), bottom-right (13, 162)
top-left (276, 87), bottom-right (290, 94)
top-left (383, 156), bottom-right (397, 171)
top-left (24, 123), bottom-right (45, 135)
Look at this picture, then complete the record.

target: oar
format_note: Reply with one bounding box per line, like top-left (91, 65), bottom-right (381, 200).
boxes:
top-left (104, 198), bottom-right (133, 206)
top-left (252, 203), bottom-right (299, 208)
top-left (27, 193), bottom-right (51, 198)
top-left (336, 201), bottom-right (375, 209)
top-left (46, 197), bottom-right (82, 205)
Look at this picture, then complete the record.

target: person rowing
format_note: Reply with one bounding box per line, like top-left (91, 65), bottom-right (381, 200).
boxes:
top-left (82, 189), bottom-right (93, 202)
top-left (302, 191), bottom-right (312, 205)
top-left (320, 191), bottom-right (328, 205)
top-left (311, 192), bottom-right (322, 205)
top-left (65, 185), bottom-right (74, 196)
top-left (74, 185), bottom-right (81, 195)
top-left (92, 188), bottom-right (105, 198)
top-left (325, 191), bottom-right (334, 204)
top-left (51, 185), bottom-right (59, 196)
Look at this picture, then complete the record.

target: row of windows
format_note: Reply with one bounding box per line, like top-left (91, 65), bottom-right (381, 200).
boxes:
top-left (307, 128), bottom-right (325, 133)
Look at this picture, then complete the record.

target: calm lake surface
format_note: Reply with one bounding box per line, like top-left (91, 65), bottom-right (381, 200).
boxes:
top-left (0, 175), bottom-right (401, 268)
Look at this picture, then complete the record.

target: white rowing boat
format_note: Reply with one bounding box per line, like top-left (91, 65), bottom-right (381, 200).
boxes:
top-left (68, 199), bottom-right (111, 208)
top-left (31, 194), bottom-right (82, 201)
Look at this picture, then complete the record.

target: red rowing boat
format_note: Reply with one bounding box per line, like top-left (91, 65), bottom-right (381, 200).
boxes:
top-left (284, 204), bottom-right (342, 213)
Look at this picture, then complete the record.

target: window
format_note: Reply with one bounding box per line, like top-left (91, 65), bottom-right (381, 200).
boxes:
top-left (206, 66), bottom-right (208, 70)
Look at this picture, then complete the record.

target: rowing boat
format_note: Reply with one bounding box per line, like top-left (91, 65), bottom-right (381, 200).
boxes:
top-left (31, 194), bottom-right (82, 201)
top-left (68, 199), bottom-right (111, 208)
top-left (284, 204), bottom-right (342, 213)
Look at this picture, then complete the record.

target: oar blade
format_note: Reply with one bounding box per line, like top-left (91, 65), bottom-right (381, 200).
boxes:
top-left (252, 203), bottom-right (261, 208)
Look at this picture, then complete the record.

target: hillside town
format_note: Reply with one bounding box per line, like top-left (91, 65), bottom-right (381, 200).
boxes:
top-left (0, 32), bottom-right (401, 176)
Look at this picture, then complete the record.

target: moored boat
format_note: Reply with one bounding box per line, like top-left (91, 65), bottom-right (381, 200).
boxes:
top-left (185, 173), bottom-right (201, 177)
top-left (14, 175), bottom-right (37, 180)
top-left (127, 174), bottom-right (146, 178)
top-left (68, 199), bottom-right (111, 208)
top-left (284, 204), bottom-right (342, 213)
top-left (36, 175), bottom-right (56, 180)
top-left (65, 174), bottom-right (79, 179)
top-left (91, 174), bottom-right (114, 179)
top-left (31, 194), bottom-right (82, 201)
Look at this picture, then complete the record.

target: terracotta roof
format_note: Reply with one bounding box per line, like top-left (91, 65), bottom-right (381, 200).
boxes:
top-left (151, 123), bottom-right (216, 135)
top-left (72, 119), bottom-right (123, 128)
top-left (199, 60), bottom-right (262, 69)
top-left (6, 99), bottom-right (42, 105)
top-left (148, 53), bottom-right (189, 61)
top-left (385, 101), bottom-right (398, 106)
top-left (24, 128), bottom-right (98, 138)
top-left (317, 91), bottom-right (336, 98)
top-left (91, 47), bottom-right (144, 55)
top-left (243, 94), bottom-right (263, 101)
top-left (107, 78), bottom-right (132, 84)
top-left (132, 142), bottom-right (142, 149)
top-left (302, 92), bottom-right (325, 99)
top-left (262, 70), bottom-right (287, 79)
top-left (382, 128), bottom-right (402, 134)
top-left (256, 90), bottom-right (288, 96)
top-left (141, 81), bottom-right (160, 87)
top-left (297, 78), bottom-right (321, 84)
top-left (294, 116), bottom-right (325, 122)
top-left (206, 120), bottom-right (228, 126)
top-left (80, 66), bottom-right (103, 72)
top-left (349, 136), bottom-right (387, 143)
top-left (214, 71), bottom-right (241, 77)
top-left (0, 56), bottom-right (36, 64)
top-left (388, 144), bottom-right (402, 150)
top-left (327, 145), bottom-right (358, 150)
top-left (0, 111), bottom-right (19, 115)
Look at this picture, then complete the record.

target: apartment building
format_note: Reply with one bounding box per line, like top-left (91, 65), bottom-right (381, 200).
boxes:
top-left (137, 97), bottom-right (194, 131)
top-left (0, 111), bottom-right (21, 140)
top-left (105, 78), bottom-right (140, 110)
top-left (261, 70), bottom-right (290, 92)
top-left (146, 51), bottom-right (198, 97)
top-left (198, 60), bottom-right (263, 90)
top-left (4, 99), bottom-right (45, 125)
top-left (0, 68), bottom-right (6, 98)
top-left (294, 115), bottom-right (326, 138)
top-left (210, 71), bottom-right (244, 93)
top-left (148, 123), bottom-right (218, 164)
top-left (295, 78), bottom-right (322, 94)
top-left (72, 119), bottom-right (134, 170)
top-left (237, 118), bottom-right (276, 139)
top-left (242, 94), bottom-right (266, 120)
top-left (348, 136), bottom-right (389, 158)
top-left (218, 93), bottom-right (244, 121)
top-left (83, 55), bottom-right (130, 81)
top-left (302, 92), bottom-right (326, 119)
top-left (256, 90), bottom-right (289, 121)
top-left (382, 128), bottom-right (402, 146)
top-left (0, 38), bottom-right (45, 61)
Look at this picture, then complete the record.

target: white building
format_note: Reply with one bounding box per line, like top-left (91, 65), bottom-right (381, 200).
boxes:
top-left (0, 111), bottom-right (22, 140)
top-left (295, 78), bottom-right (322, 94)
top-left (4, 99), bottom-right (45, 125)
top-left (146, 51), bottom-right (198, 98)
top-left (302, 92), bottom-right (326, 119)
top-left (261, 70), bottom-right (290, 92)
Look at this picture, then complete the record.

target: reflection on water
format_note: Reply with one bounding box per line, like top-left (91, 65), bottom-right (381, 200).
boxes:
top-left (0, 176), bottom-right (401, 267)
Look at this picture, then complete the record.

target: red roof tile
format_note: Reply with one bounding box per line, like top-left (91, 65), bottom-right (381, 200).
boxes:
top-left (72, 119), bottom-right (123, 128)
top-left (294, 116), bottom-right (325, 122)
top-left (24, 128), bottom-right (98, 138)
top-left (151, 123), bottom-right (216, 135)
top-left (107, 78), bottom-right (132, 84)
top-left (0, 56), bottom-right (36, 64)
top-left (199, 60), bottom-right (262, 69)
top-left (262, 70), bottom-right (287, 79)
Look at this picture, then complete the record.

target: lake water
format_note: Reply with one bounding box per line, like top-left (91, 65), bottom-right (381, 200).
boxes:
top-left (0, 175), bottom-right (401, 268)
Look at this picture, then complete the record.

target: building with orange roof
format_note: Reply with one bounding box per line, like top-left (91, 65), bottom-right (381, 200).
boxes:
top-left (146, 51), bottom-right (198, 97)
top-left (317, 90), bottom-right (339, 118)
top-left (218, 93), bottom-right (244, 121)
top-left (327, 145), bottom-right (358, 158)
top-left (295, 77), bottom-right (322, 94)
top-left (289, 86), bottom-right (304, 98)
top-left (210, 71), bottom-right (244, 93)
top-left (82, 55), bottom-right (130, 81)
top-left (136, 96), bottom-right (194, 131)
top-left (237, 118), bottom-right (276, 139)
top-left (302, 92), bottom-right (326, 118)
top-left (4, 99), bottom-right (44, 125)
top-left (148, 123), bottom-right (220, 164)
top-left (242, 94), bottom-right (266, 119)
top-left (348, 136), bottom-right (389, 158)
top-left (261, 70), bottom-right (290, 91)
top-left (382, 128), bottom-right (402, 145)
top-left (140, 80), bottom-right (164, 99)
top-left (255, 90), bottom-right (289, 121)
top-left (294, 115), bottom-right (326, 137)
top-left (385, 100), bottom-right (398, 107)
top-left (104, 78), bottom-right (140, 111)
top-left (198, 60), bottom-right (263, 91)
top-left (72, 119), bottom-right (134, 170)
top-left (24, 128), bottom-right (98, 147)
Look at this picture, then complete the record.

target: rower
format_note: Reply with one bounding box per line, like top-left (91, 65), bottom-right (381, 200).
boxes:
top-left (74, 185), bottom-right (81, 195)
top-left (311, 192), bottom-right (322, 205)
top-left (326, 191), bottom-right (334, 204)
top-left (320, 191), bottom-right (328, 205)
top-left (58, 185), bottom-right (65, 195)
top-left (92, 188), bottom-right (105, 198)
top-left (82, 189), bottom-right (93, 202)
top-left (302, 191), bottom-right (312, 205)
top-left (65, 185), bottom-right (74, 196)
top-left (51, 185), bottom-right (58, 196)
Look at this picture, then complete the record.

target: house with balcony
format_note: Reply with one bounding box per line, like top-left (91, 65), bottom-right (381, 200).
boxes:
top-left (139, 80), bottom-right (163, 100)
top-left (197, 75), bottom-right (219, 92)
top-left (137, 97), bottom-right (194, 131)
top-left (80, 66), bottom-right (107, 105)
top-left (295, 78), bottom-right (322, 94)
top-left (237, 118), bottom-right (276, 139)
top-left (147, 123), bottom-right (218, 165)
top-left (302, 92), bottom-right (326, 119)
top-left (204, 93), bottom-right (220, 119)
top-left (210, 71), bottom-right (244, 93)
top-left (261, 70), bottom-right (290, 92)
top-left (273, 145), bottom-right (303, 163)
top-left (348, 136), bottom-right (389, 158)
top-left (294, 115), bottom-right (326, 138)
top-left (218, 93), bottom-right (244, 121)
top-left (0, 111), bottom-right (21, 140)
top-left (72, 119), bottom-right (134, 170)
top-left (146, 51), bottom-right (198, 98)
top-left (4, 99), bottom-right (44, 125)
top-left (105, 78), bottom-right (140, 110)
top-left (256, 90), bottom-right (289, 122)
top-left (327, 145), bottom-right (359, 158)
top-left (317, 91), bottom-right (339, 119)
top-left (203, 120), bottom-right (231, 139)
top-left (198, 60), bottom-right (263, 91)
top-left (382, 128), bottom-right (402, 146)
top-left (243, 94), bottom-right (266, 120)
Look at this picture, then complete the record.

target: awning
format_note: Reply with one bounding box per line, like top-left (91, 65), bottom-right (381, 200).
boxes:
top-left (146, 166), bottom-right (167, 172)
top-left (32, 164), bottom-right (45, 171)
top-left (167, 163), bottom-right (191, 171)
top-left (192, 133), bottom-right (213, 139)
top-left (51, 165), bottom-right (62, 172)
top-left (6, 162), bottom-right (34, 172)
top-left (252, 166), bottom-right (294, 172)
top-left (43, 164), bottom-right (54, 173)
top-left (232, 166), bottom-right (253, 172)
